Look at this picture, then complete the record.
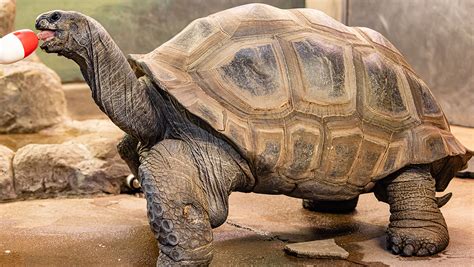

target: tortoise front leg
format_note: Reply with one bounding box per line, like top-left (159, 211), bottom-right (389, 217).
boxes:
top-left (385, 166), bottom-right (449, 256)
top-left (139, 140), bottom-right (214, 266)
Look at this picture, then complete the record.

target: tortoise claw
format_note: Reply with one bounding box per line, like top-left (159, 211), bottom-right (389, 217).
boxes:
top-left (436, 192), bottom-right (452, 208)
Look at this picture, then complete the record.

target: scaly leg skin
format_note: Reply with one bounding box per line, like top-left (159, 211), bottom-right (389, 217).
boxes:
top-left (302, 196), bottom-right (359, 214)
top-left (385, 166), bottom-right (449, 256)
top-left (139, 139), bottom-right (247, 266)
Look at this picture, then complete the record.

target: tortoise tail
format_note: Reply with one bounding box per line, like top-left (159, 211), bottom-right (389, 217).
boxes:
top-left (455, 148), bottom-right (474, 178)
top-left (430, 148), bottom-right (473, 191)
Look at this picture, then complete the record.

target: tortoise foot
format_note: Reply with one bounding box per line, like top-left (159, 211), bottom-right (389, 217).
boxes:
top-left (384, 166), bottom-right (450, 257)
top-left (387, 225), bottom-right (448, 256)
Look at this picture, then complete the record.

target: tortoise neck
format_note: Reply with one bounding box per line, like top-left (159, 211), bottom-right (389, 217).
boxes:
top-left (73, 20), bottom-right (138, 116)
top-left (67, 19), bottom-right (164, 146)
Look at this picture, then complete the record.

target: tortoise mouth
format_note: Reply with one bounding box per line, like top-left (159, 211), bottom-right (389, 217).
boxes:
top-left (36, 28), bottom-right (65, 53)
top-left (37, 30), bottom-right (56, 42)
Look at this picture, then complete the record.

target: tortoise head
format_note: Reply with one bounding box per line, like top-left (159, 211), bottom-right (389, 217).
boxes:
top-left (35, 10), bottom-right (93, 55)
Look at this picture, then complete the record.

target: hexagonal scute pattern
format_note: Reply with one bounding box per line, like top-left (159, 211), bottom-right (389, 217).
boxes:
top-left (169, 18), bottom-right (218, 55)
top-left (358, 27), bottom-right (401, 53)
top-left (129, 4), bottom-right (471, 197)
top-left (215, 42), bottom-right (290, 111)
top-left (404, 69), bottom-right (448, 130)
top-left (323, 125), bottom-right (363, 183)
top-left (364, 53), bottom-right (407, 115)
top-left (294, 38), bottom-right (347, 104)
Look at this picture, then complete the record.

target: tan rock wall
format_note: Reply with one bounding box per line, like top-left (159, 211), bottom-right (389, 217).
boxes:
top-left (0, 61), bottom-right (67, 133)
top-left (0, 145), bottom-right (15, 200)
top-left (0, 0), bottom-right (15, 36)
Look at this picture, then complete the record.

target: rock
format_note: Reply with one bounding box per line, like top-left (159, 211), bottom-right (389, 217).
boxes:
top-left (0, 0), bottom-right (15, 36)
top-left (0, 61), bottom-right (67, 133)
top-left (284, 239), bottom-right (349, 259)
top-left (0, 145), bottom-right (15, 200)
top-left (63, 83), bottom-right (107, 120)
top-left (65, 132), bottom-right (131, 193)
top-left (0, 118), bottom-right (121, 152)
top-left (0, 119), bottom-right (130, 200)
top-left (49, 119), bottom-right (122, 135)
top-left (13, 143), bottom-right (92, 195)
top-left (23, 52), bottom-right (41, 63)
top-left (12, 131), bottom-right (130, 199)
top-left (69, 133), bottom-right (122, 159)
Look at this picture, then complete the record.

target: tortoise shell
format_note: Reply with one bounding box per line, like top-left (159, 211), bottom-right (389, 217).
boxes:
top-left (129, 4), bottom-right (472, 196)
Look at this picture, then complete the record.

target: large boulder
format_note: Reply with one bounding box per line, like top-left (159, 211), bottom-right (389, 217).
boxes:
top-left (13, 143), bottom-right (91, 196)
top-left (0, 61), bottom-right (67, 133)
top-left (0, 145), bottom-right (15, 200)
top-left (0, 0), bottom-right (15, 36)
top-left (12, 130), bottom-right (130, 199)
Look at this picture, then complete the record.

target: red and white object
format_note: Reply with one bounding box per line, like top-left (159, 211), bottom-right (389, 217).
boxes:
top-left (0, 29), bottom-right (38, 64)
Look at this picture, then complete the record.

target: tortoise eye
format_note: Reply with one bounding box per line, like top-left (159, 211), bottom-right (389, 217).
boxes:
top-left (50, 12), bottom-right (61, 22)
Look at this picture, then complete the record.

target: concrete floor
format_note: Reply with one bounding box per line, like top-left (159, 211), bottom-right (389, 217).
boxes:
top-left (0, 175), bottom-right (473, 266)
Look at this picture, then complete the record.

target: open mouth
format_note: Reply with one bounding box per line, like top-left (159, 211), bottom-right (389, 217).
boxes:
top-left (37, 30), bottom-right (56, 42)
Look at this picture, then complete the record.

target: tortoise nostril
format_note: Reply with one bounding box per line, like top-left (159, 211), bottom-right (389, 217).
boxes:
top-left (35, 19), bottom-right (46, 30)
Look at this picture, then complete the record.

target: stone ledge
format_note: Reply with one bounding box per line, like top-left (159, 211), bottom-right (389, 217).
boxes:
top-left (62, 83), bottom-right (107, 120)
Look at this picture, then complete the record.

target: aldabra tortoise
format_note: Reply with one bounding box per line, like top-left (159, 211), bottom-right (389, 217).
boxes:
top-left (36, 4), bottom-right (472, 265)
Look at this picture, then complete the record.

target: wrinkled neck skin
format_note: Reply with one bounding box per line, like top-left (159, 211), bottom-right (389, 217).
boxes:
top-left (62, 19), bottom-right (163, 147)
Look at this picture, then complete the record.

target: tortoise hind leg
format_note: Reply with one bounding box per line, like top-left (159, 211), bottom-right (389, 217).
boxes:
top-left (384, 166), bottom-right (449, 256)
top-left (302, 197), bottom-right (359, 214)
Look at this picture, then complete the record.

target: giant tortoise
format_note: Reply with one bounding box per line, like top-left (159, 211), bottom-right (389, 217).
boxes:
top-left (35, 4), bottom-right (472, 265)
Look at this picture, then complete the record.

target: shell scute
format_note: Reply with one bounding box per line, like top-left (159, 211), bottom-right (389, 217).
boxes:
top-left (293, 37), bottom-right (347, 103)
top-left (211, 40), bottom-right (290, 112)
top-left (170, 18), bottom-right (217, 54)
top-left (219, 44), bottom-right (280, 97)
top-left (364, 54), bottom-right (407, 115)
top-left (293, 8), bottom-right (353, 35)
top-left (283, 118), bottom-right (323, 178)
top-left (348, 136), bottom-right (387, 186)
top-left (323, 123), bottom-right (363, 184)
top-left (358, 27), bottom-right (401, 54)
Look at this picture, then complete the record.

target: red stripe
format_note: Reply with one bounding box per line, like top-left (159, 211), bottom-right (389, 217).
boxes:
top-left (13, 30), bottom-right (38, 58)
